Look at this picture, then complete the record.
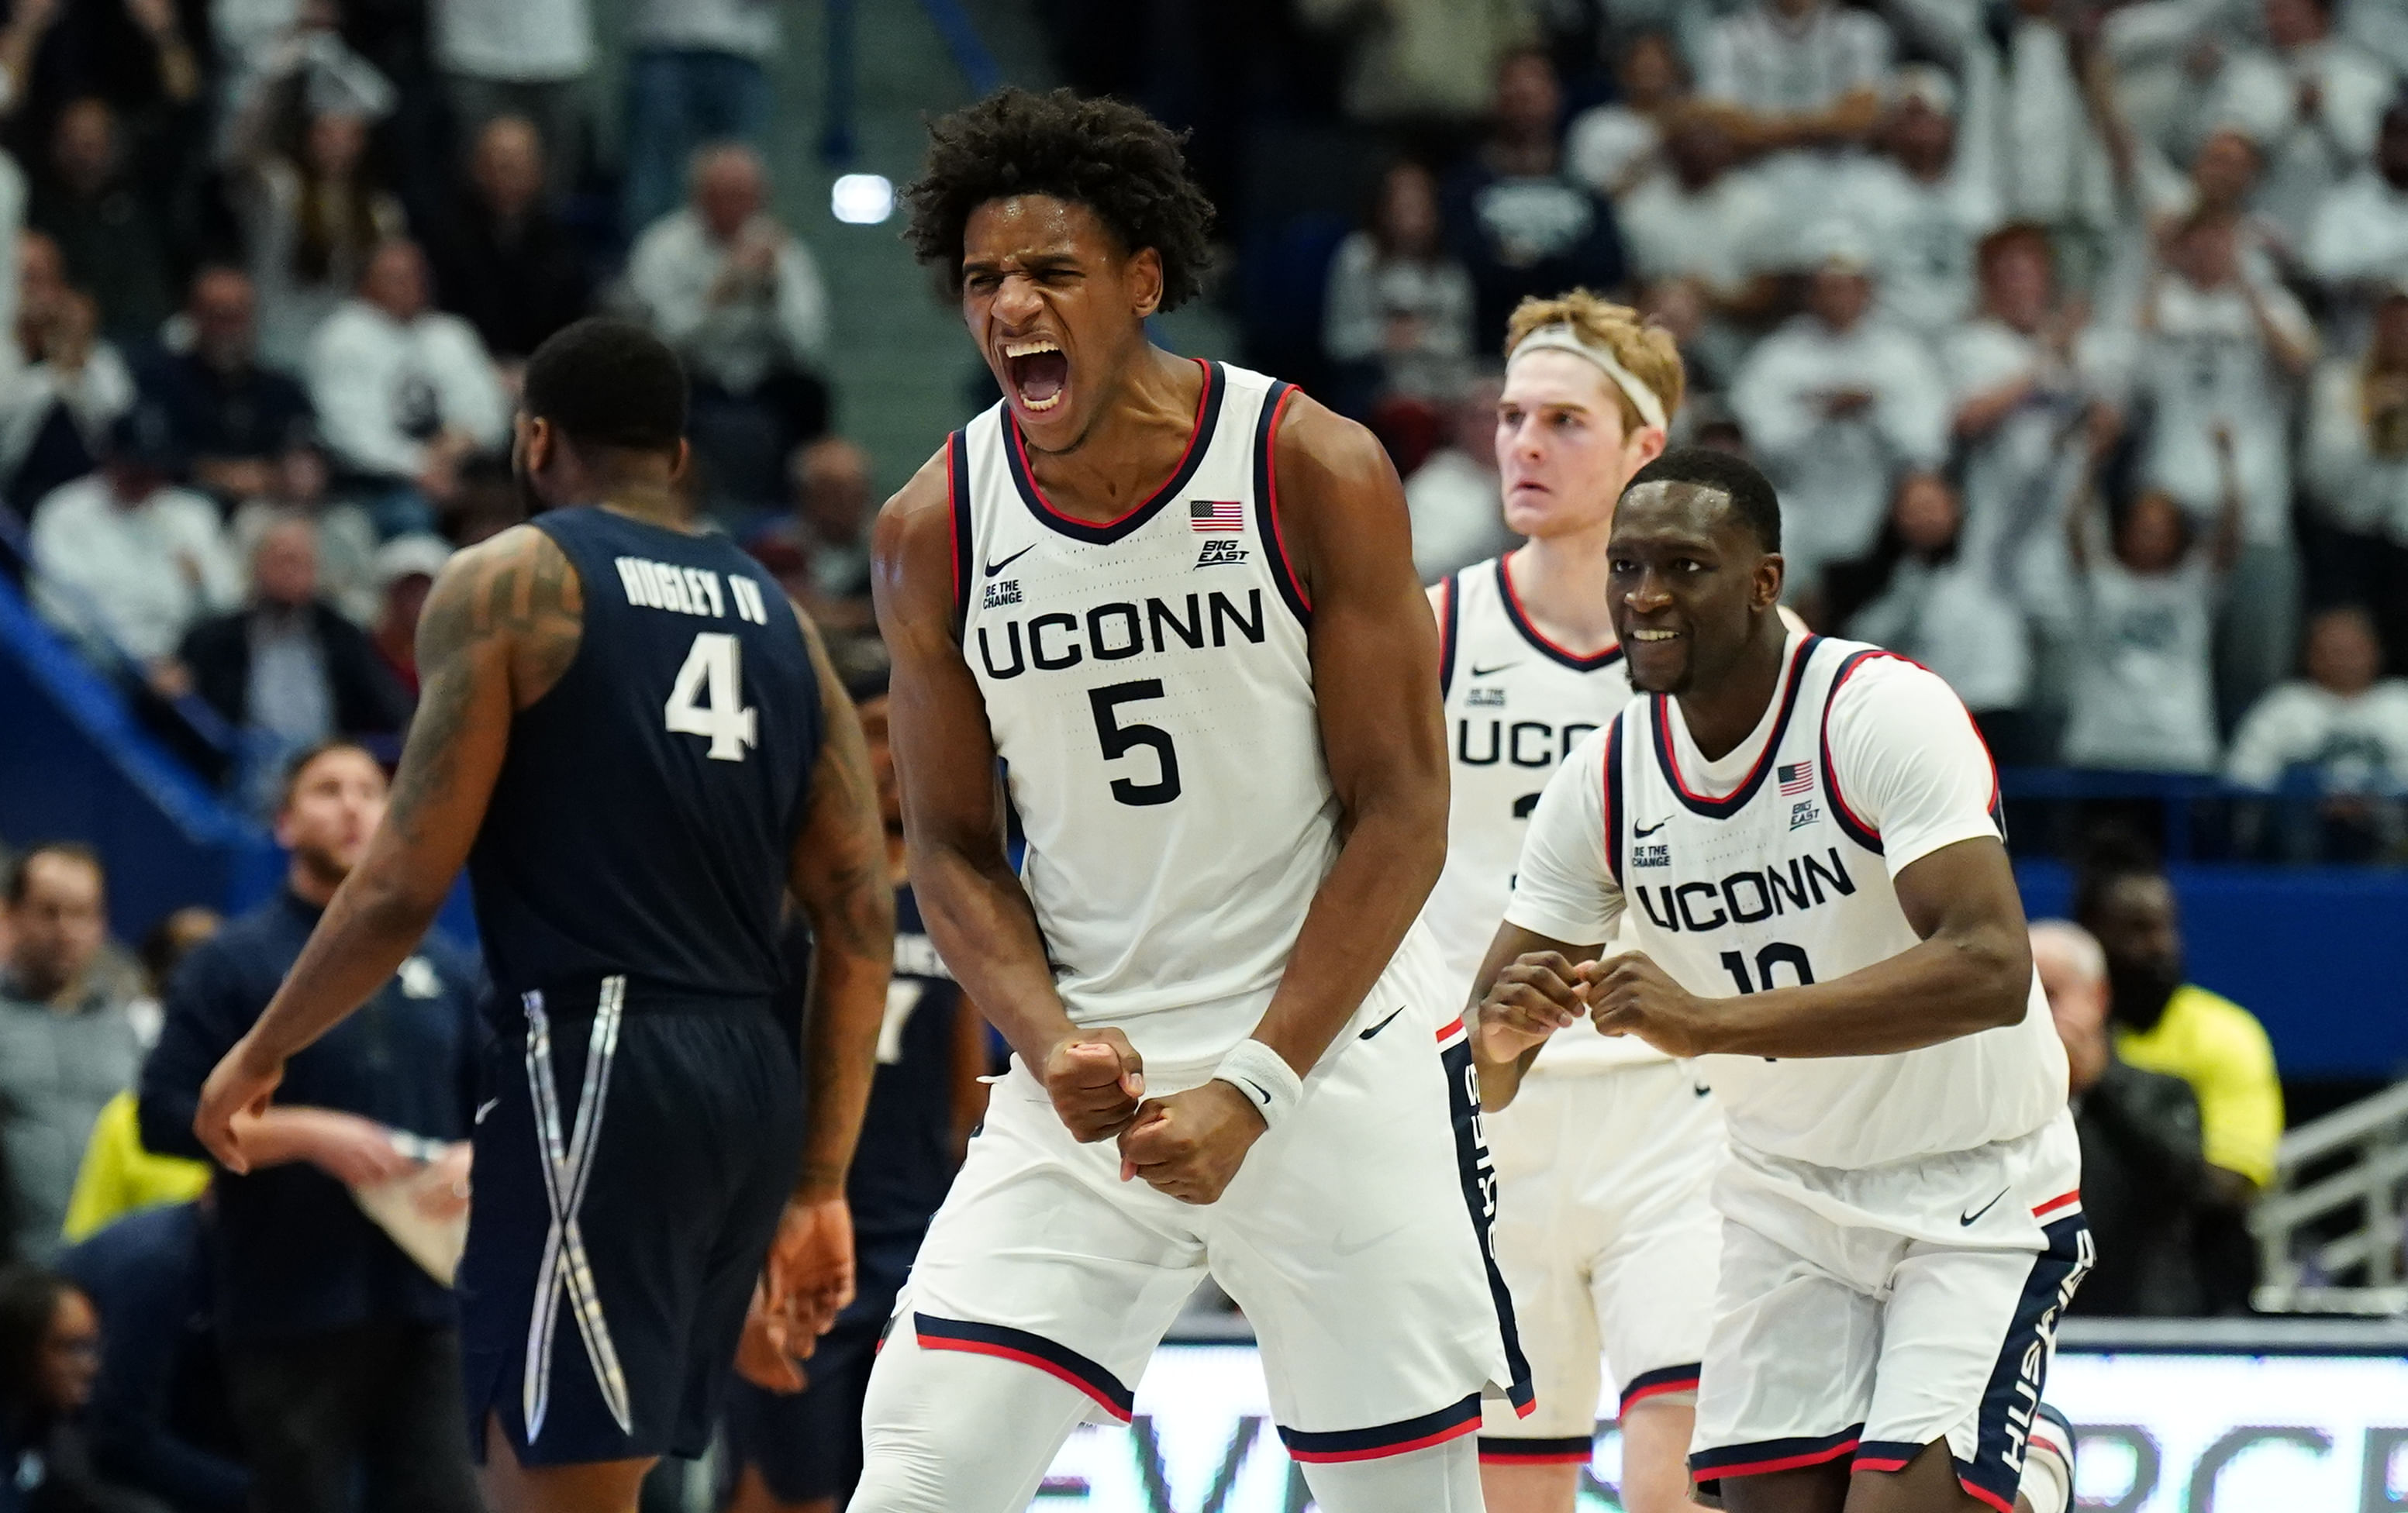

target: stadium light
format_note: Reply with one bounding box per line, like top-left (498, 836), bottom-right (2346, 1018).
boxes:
top-left (832, 173), bottom-right (895, 226)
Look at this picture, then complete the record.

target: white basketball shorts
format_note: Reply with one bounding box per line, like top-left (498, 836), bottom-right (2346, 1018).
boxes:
top-left (1688, 1109), bottom-right (2090, 1511)
top-left (887, 953), bottom-right (1533, 1463)
top-left (1477, 1057), bottom-right (1723, 1465)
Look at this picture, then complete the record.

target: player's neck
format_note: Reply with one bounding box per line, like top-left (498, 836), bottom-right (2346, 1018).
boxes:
top-left (1506, 532), bottom-right (1617, 655)
top-left (596, 480), bottom-right (696, 534)
top-left (1018, 345), bottom-right (1204, 523)
top-left (1676, 621), bottom-right (1791, 763)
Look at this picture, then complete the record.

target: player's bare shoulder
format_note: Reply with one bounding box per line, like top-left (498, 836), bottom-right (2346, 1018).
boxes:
top-left (870, 445), bottom-right (957, 631)
top-left (1264, 388), bottom-right (1413, 595)
top-left (415, 520), bottom-right (585, 705)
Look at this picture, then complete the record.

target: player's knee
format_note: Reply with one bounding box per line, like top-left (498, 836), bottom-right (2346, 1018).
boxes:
top-left (1300, 1435), bottom-right (1485, 1513)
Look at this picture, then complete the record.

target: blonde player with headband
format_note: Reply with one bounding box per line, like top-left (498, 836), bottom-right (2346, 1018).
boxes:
top-left (1420, 292), bottom-right (1713, 1513)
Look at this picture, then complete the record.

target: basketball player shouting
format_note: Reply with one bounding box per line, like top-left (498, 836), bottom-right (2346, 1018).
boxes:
top-left (1472, 449), bottom-right (2088, 1513)
top-left (1419, 293), bottom-right (1723, 1513)
top-left (854, 88), bottom-right (1527, 1511)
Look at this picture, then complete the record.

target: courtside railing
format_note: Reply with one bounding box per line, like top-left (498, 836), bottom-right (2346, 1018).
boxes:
top-left (2251, 1079), bottom-right (2408, 1315)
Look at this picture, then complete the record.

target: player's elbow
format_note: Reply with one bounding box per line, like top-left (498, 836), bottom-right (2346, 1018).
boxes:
top-left (1953, 921), bottom-right (2033, 1033)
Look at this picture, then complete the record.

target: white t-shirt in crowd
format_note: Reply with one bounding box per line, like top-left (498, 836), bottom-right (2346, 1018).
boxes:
top-left (1846, 554), bottom-right (2031, 713)
top-left (432, 0), bottom-right (593, 80)
top-left (2304, 356), bottom-right (2408, 540)
top-left (1831, 155), bottom-right (2002, 336)
top-left (1319, 231), bottom-right (1475, 399)
top-left (31, 476), bottom-right (241, 663)
top-left (1404, 448), bottom-right (1516, 585)
top-left (2132, 275), bottom-right (2317, 546)
top-left (1614, 167), bottom-right (1783, 294)
top-left (306, 299), bottom-right (509, 481)
top-left (2208, 39), bottom-right (2397, 238)
top-left (1730, 312), bottom-right (1950, 587)
top-left (624, 209), bottom-right (829, 396)
top-left (626, 0), bottom-right (777, 60)
top-left (2306, 170), bottom-right (2408, 290)
top-left (2062, 553), bottom-right (2221, 772)
top-left (2226, 678), bottom-right (2408, 791)
top-left (1565, 104), bottom-right (1661, 196)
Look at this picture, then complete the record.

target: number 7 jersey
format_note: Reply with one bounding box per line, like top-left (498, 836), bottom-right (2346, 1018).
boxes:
top-left (952, 360), bottom-right (1343, 1068)
top-left (1505, 630), bottom-right (2068, 1168)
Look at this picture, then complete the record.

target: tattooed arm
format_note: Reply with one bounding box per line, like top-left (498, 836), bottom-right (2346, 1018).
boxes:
top-left (741, 601), bottom-right (894, 1389)
top-left (193, 526), bottom-right (582, 1170)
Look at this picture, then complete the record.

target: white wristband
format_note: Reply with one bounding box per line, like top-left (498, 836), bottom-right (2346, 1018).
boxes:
top-left (1213, 1039), bottom-right (1304, 1128)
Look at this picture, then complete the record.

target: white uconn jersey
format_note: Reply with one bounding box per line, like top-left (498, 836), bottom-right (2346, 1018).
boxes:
top-left (954, 361), bottom-right (1338, 1067)
top-left (1518, 633), bottom-right (2066, 1167)
top-left (1420, 557), bottom-right (1656, 1070)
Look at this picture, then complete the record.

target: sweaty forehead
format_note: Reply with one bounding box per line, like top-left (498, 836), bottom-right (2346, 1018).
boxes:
top-left (961, 195), bottom-right (1120, 267)
top-left (1501, 349), bottom-right (1615, 412)
top-left (1612, 480), bottom-right (1750, 551)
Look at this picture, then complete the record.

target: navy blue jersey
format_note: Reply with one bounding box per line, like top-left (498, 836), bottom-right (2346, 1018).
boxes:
top-left (772, 885), bottom-right (963, 1244)
top-left (467, 508), bottom-right (821, 1006)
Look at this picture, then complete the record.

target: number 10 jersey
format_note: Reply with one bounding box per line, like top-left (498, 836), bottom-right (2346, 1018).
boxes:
top-left (951, 360), bottom-right (1342, 1070)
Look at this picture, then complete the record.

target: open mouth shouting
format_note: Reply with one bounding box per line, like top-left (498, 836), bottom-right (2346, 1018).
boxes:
top-left (1003, 339), bottom-right (1070, 415)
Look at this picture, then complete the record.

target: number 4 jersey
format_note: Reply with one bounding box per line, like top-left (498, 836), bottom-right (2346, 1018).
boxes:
top-left (468, 506), bottom-right (820, 1006)
top-left (952, 360), bottom-right (1350, 1070)
top-left (1504, 630), bottom-right (2068, 1169)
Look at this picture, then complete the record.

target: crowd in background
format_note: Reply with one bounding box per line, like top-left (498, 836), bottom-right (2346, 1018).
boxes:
top-left (0, 0), bottom-right (2376, 1506)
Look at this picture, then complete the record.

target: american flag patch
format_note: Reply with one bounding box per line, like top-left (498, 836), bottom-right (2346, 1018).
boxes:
top-left (1189, 500), bottom-right (1244, 532)
top-left (1778, 761), bottom-right (1815, 796)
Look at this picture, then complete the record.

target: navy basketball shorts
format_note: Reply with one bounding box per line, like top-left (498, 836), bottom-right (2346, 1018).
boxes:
top-left (459, 977), bottom-right (803, 1466)
top-left (721, 1232), bottom-right (920, 1503)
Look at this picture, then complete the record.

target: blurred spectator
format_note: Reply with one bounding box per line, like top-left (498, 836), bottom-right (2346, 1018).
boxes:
top-left (129, 907), bottom-right (221, 1053)
top-left (2075, 843), bottom-right (2286, 1195)
top-left (2304, 283), bottom-right (2408, 652)
top-left (1834, 64), bottom-right (2003, 339)
top-left (2060, 419), bottom-right (2241, 772)
top-left (2206, 0), bottom-right (2395, 237)
top-left (212, 0), bottom-right (398, 163)
top-left (1294, 0), bottom-right (1537, 128)
top-left (2129, 212), bottom-right (2316, 723)
top-left (56, 1204), bottom-right (247, 1512)
top-left (364, 533), bottom-right (449, 698)
top-left (0, 1264), bottom-right (152, 1512)
top-left (30, 406), bottom-right (238, 670)
top-left (227, 76), bottom-right (408, 371)
top-left (307, 239), bottom-right (509, 535)
top-left (2305, 98), bottom-right (2408, 315)
top-left (1729, 230), bottom-right (1947, 600)
top-left (1404, 370), bottom-right (1515, 584)
top-left (1567, 30), bottom-right (1686, 200)
top-left (27, 97), bottom-right (178, 349)
top-left (619, 0), bottom-right (779, 236)
top-left (1322, 160), bottom-right (1475, 418)
top-left (426, 115), bottom-right (589, 367)
top-left (1440, 50), bottom-right (1628, 353)
top-left (1695, 0), bottom-right (1894, 222)
top-left (1944, 225), bottom-right (2096, 602)
top-left (140, 743), bottom-right (484, 1513)
top-left (1836, 472), bottom-right (2035, 760)
top-left (175, 515), bottom-right (411, 793)
top-left (626, 143), bottom-right (830, 511)
top-left (431, 0), bottom-right (592, 196)
top-left (229, 443), bottom-right (379, 626)
top-left (1, 235), bottom-right (134, 519)
top-left (2226, 605), bottom-right (2408, 857)
top-left (133, 267), bottom-right (315, 509)
top-left (746, 436), bottom-right (875, 626)
top-left (1608, 102), bottom-right (1782, 383)
top-left (1989, 0), bottom-right (2119, 257)
top-left (2032, 919), bottom-right (2220, 1317)
top-left (0, 846), bottom-right (137, 1263)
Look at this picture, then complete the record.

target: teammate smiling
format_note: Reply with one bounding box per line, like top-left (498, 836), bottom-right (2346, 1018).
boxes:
top-left (1419, 293), bottom-right (1723, 1513)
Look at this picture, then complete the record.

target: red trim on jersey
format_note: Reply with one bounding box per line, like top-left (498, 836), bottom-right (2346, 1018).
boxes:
top-left (1006, 357), bottom-right (1213, 529)
top-left (1701, 1437), bottom-right (1862, 1480)
top-left (1478, 1438), bottom-right (1593, 1465)
top-left (915, 1336), bottom-right (1133, 1424)
top-left (1437, 572), bottom-right (1457, 691)
top-left (1261, 384), bottom-right (1309, 611)
top-left (2033, 1189), bottom-right (2082, 1218)
top-left (1851, 1455), bottom-right (1914, 1473)
top-left (1655, 635), bottom-right (1809, 807)
top-left (1816, 648), bottom-right (1915, 844)
top-left (944, 438), bottom-right (961, 615)
top-left (1436, 1015), bottom-right (1464, 1043)
top-left (1959, 1475), bottom-right (2017, 1513)
top-left (1286, 1418), bottom-right (1482, 1464)
top-left (1497, 552), bottom-right (1622, 670)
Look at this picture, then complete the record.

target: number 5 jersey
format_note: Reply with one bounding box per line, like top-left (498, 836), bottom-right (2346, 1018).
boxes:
top-left (950, 360), bottom-right (1367, 1072)
top-left (1504, 629), bottom-right (2068, 1169)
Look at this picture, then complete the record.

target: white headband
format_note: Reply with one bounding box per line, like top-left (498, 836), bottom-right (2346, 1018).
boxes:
top-left (1506, 323), bottom-right (1668, 434)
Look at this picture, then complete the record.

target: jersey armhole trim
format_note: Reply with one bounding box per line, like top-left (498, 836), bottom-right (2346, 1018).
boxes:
top-left (1604, 712), bottom-right (1627, 887)
top-left (947, 430), bottom-right (971, 640)
top-left (1817, 648), bottom-right (1895, 855)
top-left (1437, 570), bottom-right (1461, 698)
top-left (1256, 381), bottom-right (1312, 628)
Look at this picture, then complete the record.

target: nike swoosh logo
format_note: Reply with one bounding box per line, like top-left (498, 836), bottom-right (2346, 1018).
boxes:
top-left (1692, 1084), bottom-right (1711, 1098)
top-left (1961, 1188), bottom-right (2010, 1226)
top-left (1236, 1077), bottom-right (1272, 1107)
top-left (1359, 1005), bottom-right (1409, 1040)
top-left (1470, 662), bottom-right (1520, 677)
top-left (474, 1098), bottom-right (499, 1125)
top-left (1634, 819), bottom-right (1668, 837)
top-left (983, 544), bottom-right (1034, 577)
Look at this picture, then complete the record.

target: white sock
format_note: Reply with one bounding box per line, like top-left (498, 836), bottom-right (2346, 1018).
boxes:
top-left (2017, 1407), bottom-right (2075, 1513)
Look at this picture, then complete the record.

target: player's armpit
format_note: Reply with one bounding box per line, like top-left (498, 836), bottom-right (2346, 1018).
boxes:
top-left (871, 452), bottom-right (1087, 1080)
top-left (785, 601), bottom-right (895, 1201)
top-left (1244, 395), bottom-right (1448, 1080)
